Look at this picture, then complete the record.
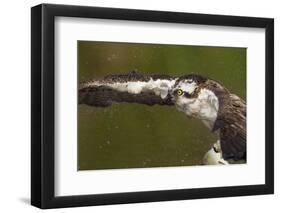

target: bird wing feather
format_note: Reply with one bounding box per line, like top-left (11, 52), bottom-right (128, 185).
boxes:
top-left (214, 94), bottom-right (246, 160)
top-left (79, 71), bottom-right (176, 107)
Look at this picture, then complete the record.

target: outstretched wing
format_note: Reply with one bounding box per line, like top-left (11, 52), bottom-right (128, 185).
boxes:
top-left (79, 71), bottom-right (177, 107)
top-left (214, 94), bottom-right (246, 161)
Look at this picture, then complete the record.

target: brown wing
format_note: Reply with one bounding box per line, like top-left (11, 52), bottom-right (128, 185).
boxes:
top-left (213, 94), bottom-right (246, 161)
top-left (79, 71), bottom-right (176, 107)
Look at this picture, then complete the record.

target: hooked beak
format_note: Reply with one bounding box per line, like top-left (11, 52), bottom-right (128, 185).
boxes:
top-left (167, 90), bottom-right (176, 103)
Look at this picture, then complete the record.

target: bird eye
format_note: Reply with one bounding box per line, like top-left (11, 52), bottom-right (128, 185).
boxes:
top-left (177, 89), bottom-right (184, 96)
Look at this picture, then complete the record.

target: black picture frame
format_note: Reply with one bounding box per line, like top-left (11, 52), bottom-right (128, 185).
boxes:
top-left (31, 3), bottom-right (274, 209)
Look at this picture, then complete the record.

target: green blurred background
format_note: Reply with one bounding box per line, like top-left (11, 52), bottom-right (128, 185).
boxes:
top-left (78, 41), bottom-right (246, 170)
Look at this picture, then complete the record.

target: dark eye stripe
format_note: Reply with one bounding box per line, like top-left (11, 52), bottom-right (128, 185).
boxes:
top-left (184, 93), bottom-right (192, 98)
top-left (173, 90), bottom-right (182, 96)
top-left (185, 87), bottom-right (200, 98)
top-left (173, 87), bottom-right (200, 98)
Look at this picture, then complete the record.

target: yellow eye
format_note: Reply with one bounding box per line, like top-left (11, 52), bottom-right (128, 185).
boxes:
top-left (177, 89), bottom-right (184, 96)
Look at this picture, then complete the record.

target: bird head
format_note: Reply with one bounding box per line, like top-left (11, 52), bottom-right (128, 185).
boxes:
top-left (170, 74), bottom-right (220, 128)
top-left (171, 74), bottom-right (207, 108)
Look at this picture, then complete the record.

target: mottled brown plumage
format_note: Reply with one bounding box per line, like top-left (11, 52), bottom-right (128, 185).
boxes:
top-left (79, 86), bottom-right (174, 107)
top-left (79, 71), bottom-right (175, 107)
top-left (205, 80), bottom-right (246, 161)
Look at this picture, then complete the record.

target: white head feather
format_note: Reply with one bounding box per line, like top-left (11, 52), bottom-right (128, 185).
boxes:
top-left (173, 81), bottom-right (219, 129)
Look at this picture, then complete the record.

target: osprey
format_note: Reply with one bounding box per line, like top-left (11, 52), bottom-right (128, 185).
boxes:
top-left (79, 71), bottom-right (246, 165)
